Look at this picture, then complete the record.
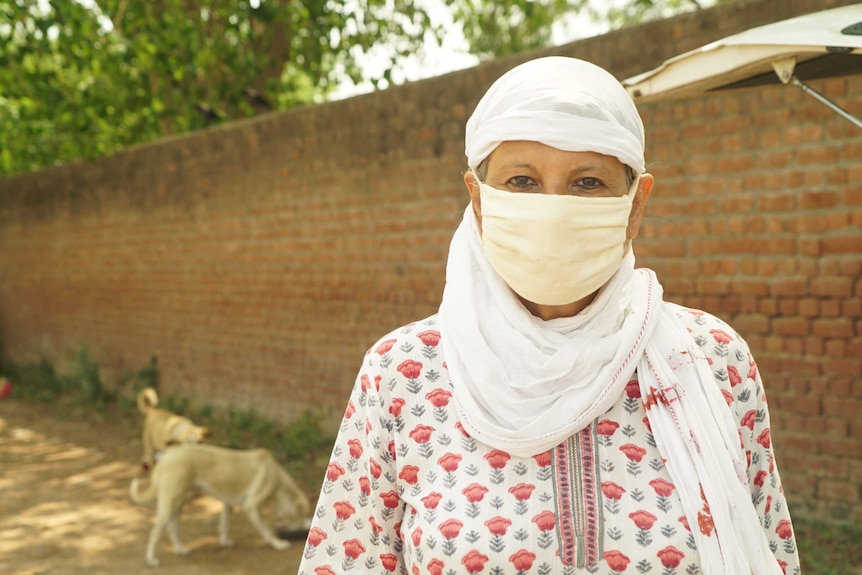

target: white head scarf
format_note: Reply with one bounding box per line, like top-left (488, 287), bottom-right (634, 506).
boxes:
top-left (438, 56), bottom-right (783, 575)
top-left (465, 56), bottom-right (645, 174)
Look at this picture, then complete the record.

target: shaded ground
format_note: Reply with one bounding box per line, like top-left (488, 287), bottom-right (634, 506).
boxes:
top-left (0, 399), bottom-right (305, 575)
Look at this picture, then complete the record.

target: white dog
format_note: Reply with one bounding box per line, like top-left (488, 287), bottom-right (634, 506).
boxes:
top-left (129, 443), bottom-right (311, 567)
top-left (137, 388), bottom-right (211, 470)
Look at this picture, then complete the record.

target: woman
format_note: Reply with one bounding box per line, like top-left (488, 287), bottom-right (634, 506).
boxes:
top-left (297, 57), bottom-right (800, 575)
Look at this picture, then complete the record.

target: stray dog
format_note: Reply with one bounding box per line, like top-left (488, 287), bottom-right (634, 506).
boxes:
top-left (137, 388), bottom-right (211, 470)
top-left (129, 443), bottom-right (312, 567)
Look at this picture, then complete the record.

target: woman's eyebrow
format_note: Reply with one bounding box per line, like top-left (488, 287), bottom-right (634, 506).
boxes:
top-left (499, 161), bottom-right (537, 171)
top-left (568, 164), bottom-right (613, 176)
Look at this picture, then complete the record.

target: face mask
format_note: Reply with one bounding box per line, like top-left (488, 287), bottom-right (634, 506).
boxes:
top-left (478, 178), bottom-right (638, 306)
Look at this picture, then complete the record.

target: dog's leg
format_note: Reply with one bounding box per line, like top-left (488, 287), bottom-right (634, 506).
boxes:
top-left (145, 514), bottom-right (168, 567)
top-left (242, 503), bottom-right (290, 551)
top-left (218, 503), bottom-right (235, 548)
top-left (166, 515), bottom-right (190, 557)
top-left (145, 493), bottom-right (187, 567)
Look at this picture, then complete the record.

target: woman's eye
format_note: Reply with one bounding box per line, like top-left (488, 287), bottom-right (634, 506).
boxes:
top-left (575, 177), bottom-right (604, 190)
top-left (507, 176), bottom-right (536, 189)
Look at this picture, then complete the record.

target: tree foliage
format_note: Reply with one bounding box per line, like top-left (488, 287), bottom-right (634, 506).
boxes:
top-left (0, 0), bottom-right (720, 177)
top-left (592, 0), bottom-right (717, 28)
top-left (449, 0), bottom-right (586, 60)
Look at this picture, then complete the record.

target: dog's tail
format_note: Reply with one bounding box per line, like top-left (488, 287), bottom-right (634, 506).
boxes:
top-left (129, 477), bottom-right (158, 505)
top-left (137, 388), bottom-right (159, 415)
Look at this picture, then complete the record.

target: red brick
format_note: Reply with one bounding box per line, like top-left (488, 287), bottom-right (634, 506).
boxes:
top-left (781, 453), bottom-right (816, 474)
top-left (812, 318), bottom-right (854, 338)
top-left (738, 258), bottom-right (758, 275)
top-left (825, 167), bottom-right (848, 186)
top-left (817, 259), bottom-right (842, 276)
top-left (764, 336), bottom-right (785, 353)
top-left (731, 280), bottom-right (769, 296)
top-left (781, 474), bottom-right (818, 499)
top-left (719, 195), bottom-right (755, 212)
top-left (839, 259), bottom-right (862, 276)
top-left (821, 300), bottom-right (842, 317)
top-left (799, 190), bottom-right (839, 209)
top-left (780, 357), bottom-right (821, 376)
top-left (799, 238), bottom-right (822, 257)
top-left (824, 358), bottom-right (862, 378)
top-left (822, 397), bottom-right (862, 419)
top-left (818, 480), bottom-right (861, 503)
top-left (797, 147), bottom-right (837, 166)
top-left (716, 156), bottom-right (754, 173)
top-left (778, 299), bottom-right (798, 315)
top-left (732, 314), bottom-right (769, 335)
top-left (802, 124), bottom-right (823, 142)
top-left (744, 333), bottom-right (766, 352)
top-left (779, 432), bottom-right (819, 452)
top-left (826, 419), bottom-right (850, 438)
top-left (770, 280), bottom-right (808, 297)
top-left (758, 129), bottom-right (781, 149)
top-left (820, 437), bottom-right (862, 459)
top-left (822, 235), bottom-right (862, 255)
top-left (754, 259), bottom-right (776, 276)
top-left (772, 317), bottom-right (810, 337)
top-left (793, 213), bottom-right (829, 234)
top-left (778, 395), bottom-right (821, 415)
top-left (782, 376), bottom-right (811, 396)
top-left (758, 298), bottom-right (779, 315)
top-left (797, 298), bottom-right (819, 317)
top-left (824, 340), bottom-right (847, 356)
top-left (784, 338), bottom-right (805, 355)
top-left (844, 186), bottom-right (862, 206)
top-left (757, 193), bottom-right (796, 212)
top-left (696, 278), bottom-right (730, 295)
top-left (808, 457), bottom-right (849, 479)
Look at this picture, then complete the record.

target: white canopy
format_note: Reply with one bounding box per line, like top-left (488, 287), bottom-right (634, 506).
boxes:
top-left (623, 3), bottom-right (862, 109)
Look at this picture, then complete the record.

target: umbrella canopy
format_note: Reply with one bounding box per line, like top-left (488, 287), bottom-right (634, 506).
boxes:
top-left (623, 4), bottom-right (862, 103)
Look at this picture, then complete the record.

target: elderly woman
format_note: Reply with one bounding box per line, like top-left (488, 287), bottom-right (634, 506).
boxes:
top-left (297, 57), bottom-right (800, 575)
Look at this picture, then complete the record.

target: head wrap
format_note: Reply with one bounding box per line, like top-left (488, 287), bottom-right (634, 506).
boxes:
top-left (464, 56), bottom-right (645, 174)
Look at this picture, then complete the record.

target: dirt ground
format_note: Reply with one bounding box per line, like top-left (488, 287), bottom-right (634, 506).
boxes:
top-left (0, 398), bottom-right (306, 575)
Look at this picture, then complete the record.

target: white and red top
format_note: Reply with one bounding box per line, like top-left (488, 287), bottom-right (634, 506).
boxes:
top-left (298, 306), bottom-right (800, 575)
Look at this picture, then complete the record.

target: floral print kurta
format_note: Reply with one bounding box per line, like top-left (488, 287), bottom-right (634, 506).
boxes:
top-left (298, 305), bottom-right (800, 575)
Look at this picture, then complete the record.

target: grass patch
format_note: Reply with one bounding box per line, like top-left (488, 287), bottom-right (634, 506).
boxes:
top-left (795, 517), bottom-right (862, 575)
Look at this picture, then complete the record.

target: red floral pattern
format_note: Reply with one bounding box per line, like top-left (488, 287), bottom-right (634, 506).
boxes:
top-left (657, 545), bottom-right (685, 568)
top-left (299, 310), bottom-right (800, 575)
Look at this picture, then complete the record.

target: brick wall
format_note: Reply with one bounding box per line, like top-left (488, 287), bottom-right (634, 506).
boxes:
top-left (0, 0), bottom-right (859, 521)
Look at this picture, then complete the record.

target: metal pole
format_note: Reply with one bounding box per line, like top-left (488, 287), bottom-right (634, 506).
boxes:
top-left (790, 75), bottom-right (862, 130)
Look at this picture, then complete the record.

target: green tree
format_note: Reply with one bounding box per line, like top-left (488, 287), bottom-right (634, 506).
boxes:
top-left (591, 0), bottom-right (719, 28)
top-left (0, 0), bottom-right (722, 177)
top-left (449, 0), bottom-right (586, 60)
top-left (1, 0), bottom-right (439, 175)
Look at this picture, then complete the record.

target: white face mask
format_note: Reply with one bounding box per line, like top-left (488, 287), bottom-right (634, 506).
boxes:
top-left (478, 178), bottom-right (638, 306)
